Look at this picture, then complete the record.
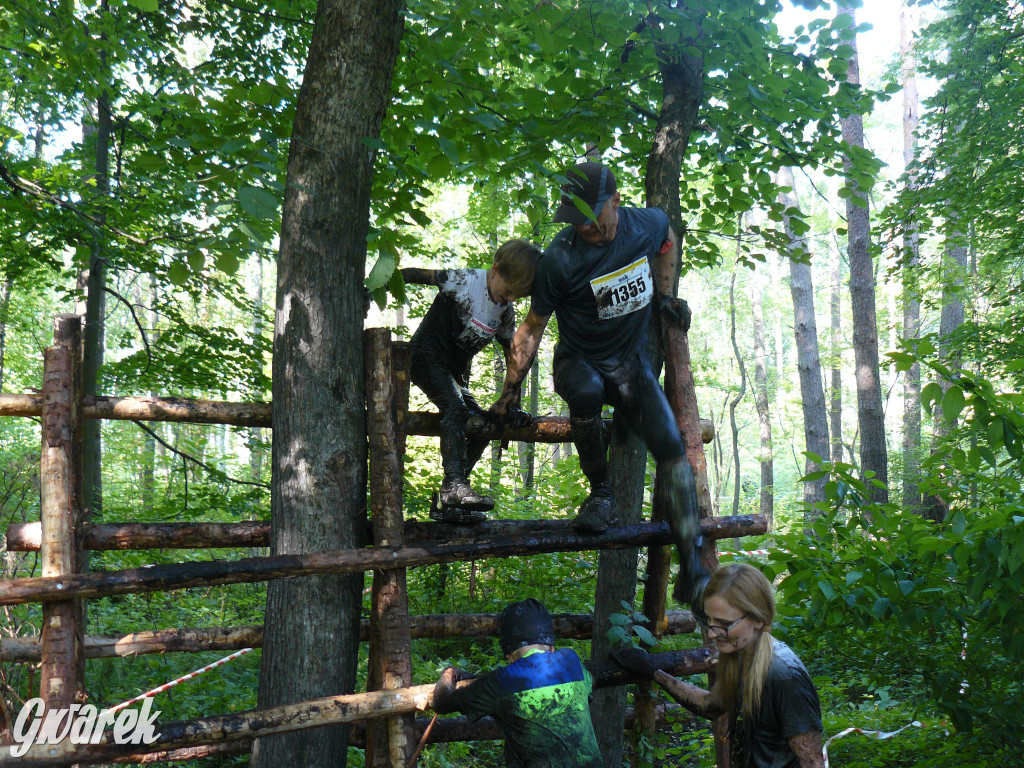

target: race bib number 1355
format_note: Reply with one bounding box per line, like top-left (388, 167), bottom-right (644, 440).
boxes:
top-left (590, 256), bottom-right (653, 320)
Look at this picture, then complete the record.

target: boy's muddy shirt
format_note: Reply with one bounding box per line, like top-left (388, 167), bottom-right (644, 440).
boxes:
top-left (447, 648), bottom-right (603, 768)
top-left (410, 268), bottom-right (515, 386)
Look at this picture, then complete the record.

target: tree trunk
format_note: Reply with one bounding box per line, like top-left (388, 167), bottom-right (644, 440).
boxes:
top-left (778, 168), bottom-right (830, 519)
top-left (728, 268), bottom-right (748, 516)
top-left (838, 0), bottom-right (889, 504)
top-left (140, 275), bottom-right (158, 512)
top-left (900, 0), bottom-right (922, 514)
top-left (252, 4), bottom-right (403, 768)
top-left (749, 264), bottom-right (773, 526)
top-left (829, 242), bottom-right (844, 465)
top-left (592, 28), bottom-right (708, 768)
top-left (518, 346), bottom-right (539, 492)
top-left (80, 1), bottom-right (112, 523)
top-left (250, 257), bottom-right (266, 483)
top-left (0, 278), bottom-right (11, 392)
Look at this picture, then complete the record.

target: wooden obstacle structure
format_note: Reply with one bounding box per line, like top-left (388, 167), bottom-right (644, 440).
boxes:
top-left (0, 314), bottom-right (766, 767)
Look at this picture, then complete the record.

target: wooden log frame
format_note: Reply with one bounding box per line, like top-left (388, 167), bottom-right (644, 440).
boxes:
top-left (6, 513), bottom-right (759, 553)
top-left (109, 703), bottom-right (692, 763)
top-left (0, 516), bottom-right (766, 606)
top-left (0, 649), bottom-right (713, 767)
top-left (38, 315), bottom-right (84, 714)
top-left (1, 611), bottom-right (699, 663)
top-left (363, 329), bottom-right (415, 767)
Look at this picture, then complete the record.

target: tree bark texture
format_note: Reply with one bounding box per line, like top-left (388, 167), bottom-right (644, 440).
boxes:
top-left (39, 316), bottom-right (85, 715)
top-left (363, 329), bottom-right (414, 768)
top-left (2, 611), bottom-right (698, 663)
top-left (838, 0), bottom-right (889, 504)
top-left (749, 265), bottom-right (773, 526)
top-left (778, 168), bottom-right (830, 516)
top-left (253, 3), bottom-right (404, 768)
top-left (0, 517), bottom-right (766, 607)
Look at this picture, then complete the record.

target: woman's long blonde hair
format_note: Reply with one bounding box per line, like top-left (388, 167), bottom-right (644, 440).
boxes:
top-left (704, 563), bottom-right (775, 721)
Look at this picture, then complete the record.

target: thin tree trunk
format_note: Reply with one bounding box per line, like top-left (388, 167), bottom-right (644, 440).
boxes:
top-left (829, 242), bottom-right (843, 465)
top-left (900, 0), bottom-right (922, 514)
top-left (838, 0), bottom-right (889, 504)
top-left (252, 4), bottom-right (404, 768)
top-left (728, 270), bottom-right (748, 516)
top-left (80, 0), bottom-right (112, 523)
top-left (778, 168), bottom-right (830, 519)
top-left (519, 347), bottom-right (539, 492)
top-left (749, 265), bottom-right (773, 527)
top-left (250, 257), bottom-right (266, 483)
top-left (0, 278), bottom-right (11, 393)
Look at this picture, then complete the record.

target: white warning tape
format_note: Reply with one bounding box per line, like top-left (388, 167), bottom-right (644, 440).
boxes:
top-left (822, 721), bottom-right (923, 767)
top-left (106, 647), bottom-right (254, 714)
top-left (718, 549), bottom-right (776, 556)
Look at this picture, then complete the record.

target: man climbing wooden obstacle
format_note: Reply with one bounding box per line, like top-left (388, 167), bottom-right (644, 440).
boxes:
top-left (489, 161), bottom-right (708, 611)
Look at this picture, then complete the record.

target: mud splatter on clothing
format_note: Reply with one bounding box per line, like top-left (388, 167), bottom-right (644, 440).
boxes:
top-left (410, 268), bottom-right (514, 387)
top-left (732, 639), bottom-right (823, 768)
top-left (445, 648), bottom-right (603, 768)
top-left (531, 206), bottom-right (668, 364)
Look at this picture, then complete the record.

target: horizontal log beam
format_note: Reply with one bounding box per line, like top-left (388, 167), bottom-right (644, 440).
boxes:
top-left (8, 511), bottom-right (755, 552)
top-left (6, 521), bottom-right (272, 551)
top-left (111, 703), bottom-right (689, 763)
top-left (0, 395), bottom-right (714, 444)
top-left (404, 412), bottom-right (715, 445)
top-left (2, 611), bottom-right (698, 662)
top-left (2, 650), bottom-right (711, 766)
top-left (0, 517), bottom-right (765, 606)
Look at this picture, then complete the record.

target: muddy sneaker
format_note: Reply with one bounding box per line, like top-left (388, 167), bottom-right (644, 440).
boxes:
top-left (657, 457), bottom-right (702, 547)
top-left (439, 476), bottom-right (495, 511)
top-left (429, 492), bottom-right (488, 524)
top-left (572, 491), bottom-right (619, 534)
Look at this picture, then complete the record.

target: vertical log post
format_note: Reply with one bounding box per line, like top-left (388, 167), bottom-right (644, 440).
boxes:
top-left (39, 314), bottom-right (85, 719)
top-left (364, 329), bottom-right (414, 768)
top-left (660, 321), bottom-right (726, 766)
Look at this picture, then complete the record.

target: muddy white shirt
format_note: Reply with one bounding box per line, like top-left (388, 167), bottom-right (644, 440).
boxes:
top-left (410, 268), bottom-right (515, 386)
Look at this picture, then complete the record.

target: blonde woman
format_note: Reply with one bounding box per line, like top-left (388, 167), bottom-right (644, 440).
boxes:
top-left (612, 564), bottom-right (824, 768)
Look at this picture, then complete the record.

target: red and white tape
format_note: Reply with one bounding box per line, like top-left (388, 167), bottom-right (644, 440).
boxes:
top-left (106, 647), bottom-right (254, 714)
top-left (822, 720), bottom-right (923, 767)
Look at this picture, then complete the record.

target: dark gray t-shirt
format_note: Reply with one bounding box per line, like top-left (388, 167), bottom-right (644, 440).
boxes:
top-left (530, 207), bottom-right (670, 363)
top-left (735, 638), bottom-right (823, 768)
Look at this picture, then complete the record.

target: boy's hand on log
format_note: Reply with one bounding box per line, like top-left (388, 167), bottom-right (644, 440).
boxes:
top-left (610, 647), bottom-right (662, 679)
top-left (660, 296), bottom-right (692, 333)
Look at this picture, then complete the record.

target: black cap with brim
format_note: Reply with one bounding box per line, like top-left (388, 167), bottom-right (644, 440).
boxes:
top-left (552, 162), bottom-right (617, 226)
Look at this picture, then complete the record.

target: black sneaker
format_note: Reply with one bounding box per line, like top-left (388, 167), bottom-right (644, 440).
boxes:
top-left (430, 492), bottom-right (488, 524)
top-left (572, 492), bottom-right (619, 534)
top-left (439, 476), bottom-right (495, 511)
